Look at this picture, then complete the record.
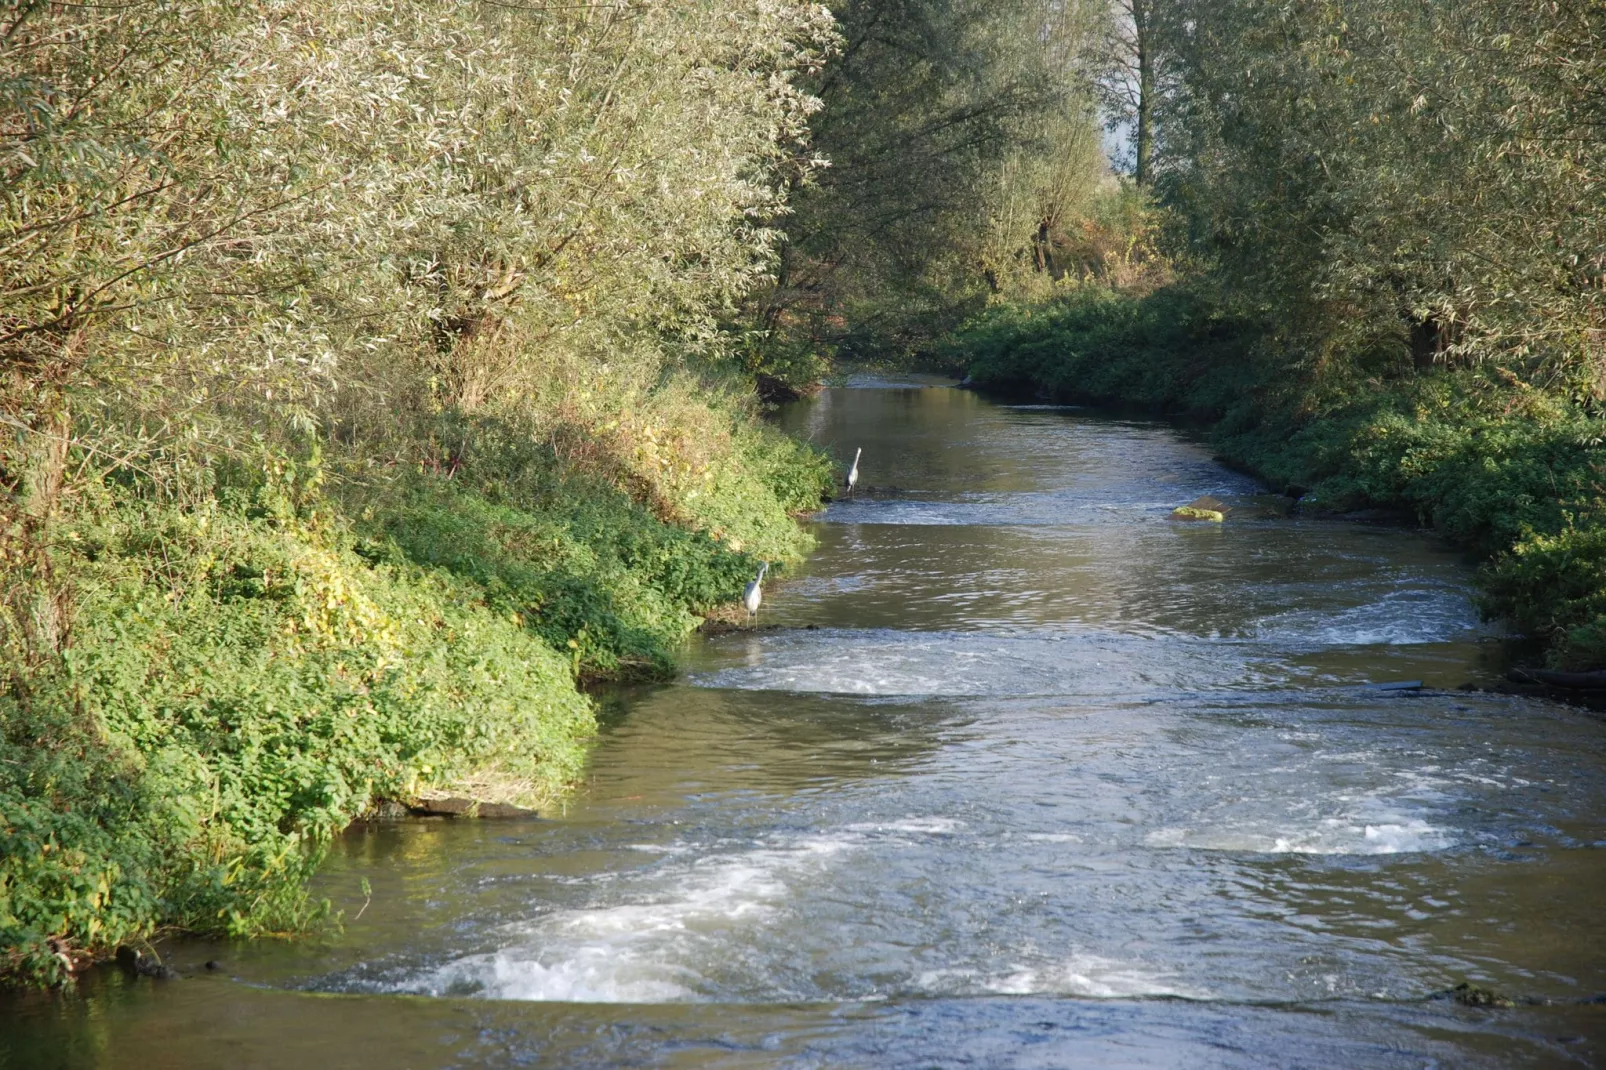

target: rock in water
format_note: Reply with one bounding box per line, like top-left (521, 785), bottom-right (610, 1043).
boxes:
top-left (369, 799), bottom-right (411, 820)
top-left (115, 946), bottom-right (178, 980)
top-left (1172, 495), bottom-right (1228, 522)
top-left (408, 796), bottom-right (477, 817)
top-left (476, 802), bottom-right (539, 819)
top-left (406, 796), bottom-right (538, 819)
top-left (1508, 667), bottom-right (1606, 690)
top-left (1451, 982), bottom-right (1515, 1008)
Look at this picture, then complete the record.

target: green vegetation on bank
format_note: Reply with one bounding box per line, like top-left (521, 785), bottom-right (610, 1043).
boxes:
top-left (953, 284), bottom-right (1606, 670)
top-left (2, 0), bottom-right (836, 986)
top-left (941, 0), bottom-right (1604, 674)
top-left (1, 410), bottom-right (827, 986)
top-left (354, 415), bottom-right (833, 681)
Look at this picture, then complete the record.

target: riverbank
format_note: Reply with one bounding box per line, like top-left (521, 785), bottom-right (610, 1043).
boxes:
top-left (1, 0), bottom-right (848, 990)
top-left (9, 378), bottom-right (1601, 1068)
top-left (0, 395), bottom-right (832, 988)
top-left (947, 285), bottom-right (1606, 673)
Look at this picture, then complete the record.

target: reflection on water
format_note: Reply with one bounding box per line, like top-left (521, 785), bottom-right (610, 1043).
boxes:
top-left (6, 377), bottom-right (1605, 1068)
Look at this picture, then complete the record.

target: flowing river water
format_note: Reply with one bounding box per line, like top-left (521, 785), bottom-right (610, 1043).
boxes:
top-left (7, 376), bottom-right (1606, 1067)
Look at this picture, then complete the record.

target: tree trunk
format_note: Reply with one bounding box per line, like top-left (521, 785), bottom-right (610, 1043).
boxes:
top-left (1134, 1), bottom-right (1154, 186)
top-left (1408, 315), bottom-right (1441, 370)
top-left (2, 369), bottom-right (75, 669)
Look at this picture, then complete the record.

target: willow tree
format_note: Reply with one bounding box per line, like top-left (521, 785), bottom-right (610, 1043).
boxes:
top-left (1098, 0), bottom-right (1164, 185)
top-left (747, 0), bottom-right (1107, 371)
top-left (1, 0), bottom-right (837, 665)
top-left (1159, 0), bottom-right (1606, 385)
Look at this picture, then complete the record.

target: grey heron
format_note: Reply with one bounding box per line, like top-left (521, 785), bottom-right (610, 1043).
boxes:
top-left (845, 447), bottom-right (861, 498)
top-left (743, 561), bottom-right (769, 622)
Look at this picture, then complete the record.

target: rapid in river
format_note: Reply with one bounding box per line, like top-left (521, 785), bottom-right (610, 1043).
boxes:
top-left (7, 376), bottom-right (1606, 1068)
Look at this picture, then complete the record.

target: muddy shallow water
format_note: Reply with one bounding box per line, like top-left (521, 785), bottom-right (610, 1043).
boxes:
top-left (6, 376), bottom-right (1605, 1068)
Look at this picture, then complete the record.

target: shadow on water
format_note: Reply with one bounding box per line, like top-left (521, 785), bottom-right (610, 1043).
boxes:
top-left (7, 976), bottom-right (1604, 1069)
top-left (5, 376), bottom-right (1606, 1068)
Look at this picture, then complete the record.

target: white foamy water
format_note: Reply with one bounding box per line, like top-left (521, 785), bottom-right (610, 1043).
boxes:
top-left (391, 835), bottom-right (851, 1003)
top-left (1252, 587), bottom-right (1489, 647)
top-left (822, 494), bottom-right (1245, 528)
top-left (845, 817), bottom-right (965, 836)
top-left (695, 628), bottom-right (1272, 697)
top-left (918, 953), bottom-right (1209, 1000)
top-left (1145, 816), bottom-right (1453, 856)
top-left (379, 818), bottom-right (982, 1004)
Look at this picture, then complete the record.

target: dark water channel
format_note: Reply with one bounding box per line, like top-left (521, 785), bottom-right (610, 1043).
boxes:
top-left (8, 376), bottom-right (1606, 1067)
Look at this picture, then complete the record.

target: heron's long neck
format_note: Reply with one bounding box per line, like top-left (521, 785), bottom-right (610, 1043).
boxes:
top-left (757, 563), bottom-right (769, 582)
top-left (853, 448), bottom-right (862, 465)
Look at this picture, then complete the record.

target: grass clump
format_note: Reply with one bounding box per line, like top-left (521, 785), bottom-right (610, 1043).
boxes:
top-left (360, 473), bottom-right (767, 680)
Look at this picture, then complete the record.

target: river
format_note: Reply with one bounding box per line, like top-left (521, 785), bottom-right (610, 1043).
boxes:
top-left (6, 376), bottom-right (1606, 1067)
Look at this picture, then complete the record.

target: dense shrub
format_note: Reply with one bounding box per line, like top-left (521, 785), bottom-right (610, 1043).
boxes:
top-left (951, 285), bottom-right (1258, 418)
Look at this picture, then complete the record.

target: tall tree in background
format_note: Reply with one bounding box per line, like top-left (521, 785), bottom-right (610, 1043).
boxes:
top-left (746, 0), bottom-right (1107, 375)
top-left (1100, 0), bottom-right (1160, 185)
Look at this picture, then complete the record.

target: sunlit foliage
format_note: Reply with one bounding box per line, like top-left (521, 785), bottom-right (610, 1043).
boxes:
top-left (1159, 0), bottom-right (1605, 385)
top-left (1, 0), bottom-right (838, 985)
